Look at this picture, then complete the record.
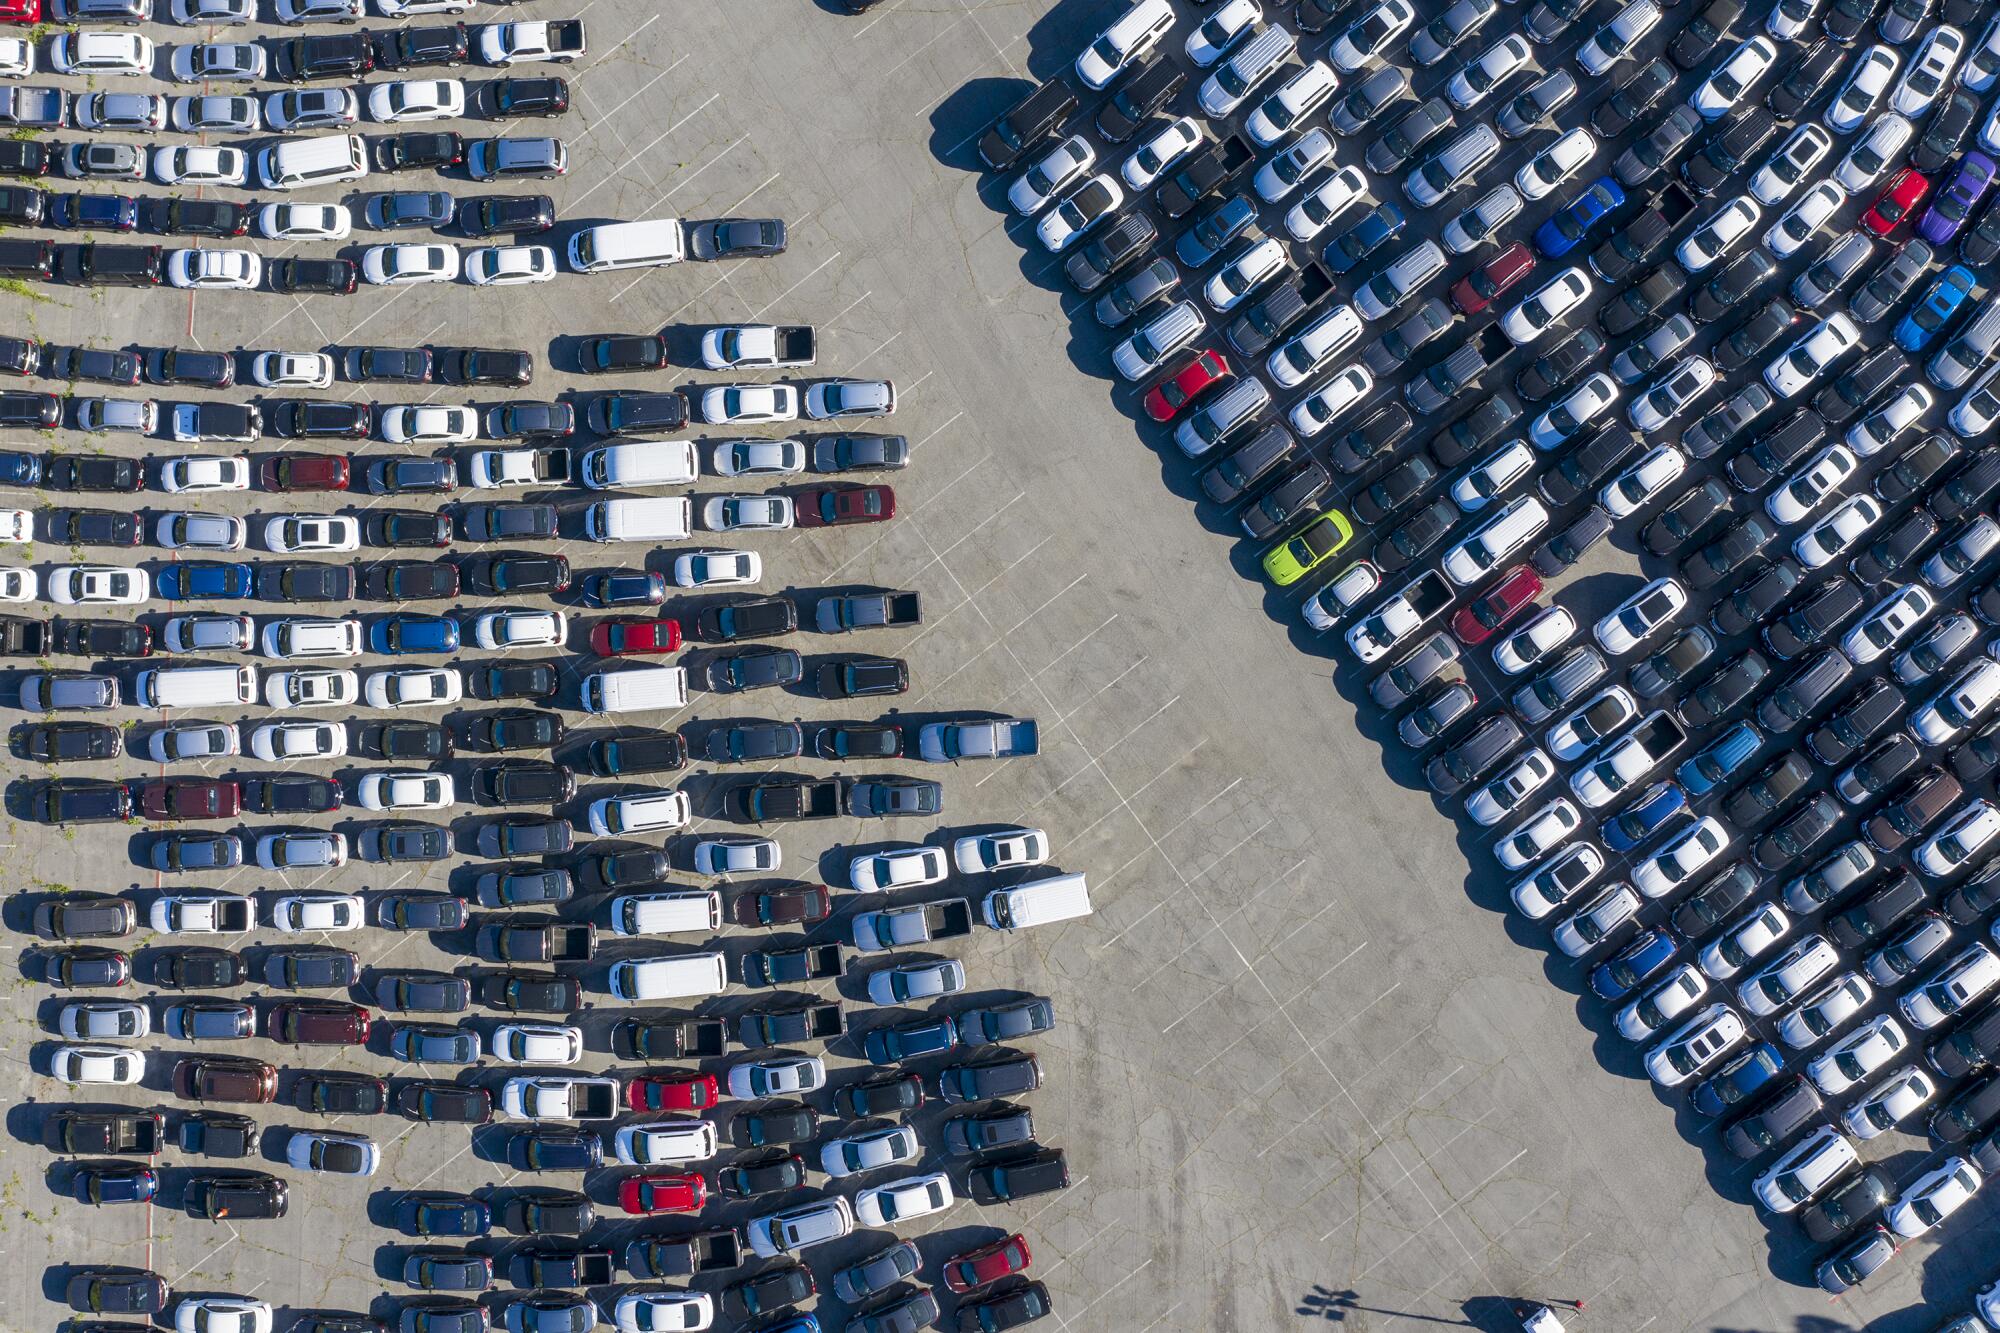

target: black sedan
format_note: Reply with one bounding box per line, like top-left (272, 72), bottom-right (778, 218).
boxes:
top-left (690, 217), bottom-right (786, 258)
top-left (472, 757), bottom-right (573, 803)
top-left (579, 334), bottom-right (669, 373)
top-left (362, 560), bottom-right (460, 601)
top-left (294, 1072), bottom-right (390, 1115)
top-left (458, 193), bottom-right (556, 235)
top-left (467, 709), bottom-right (563, 752)
top-left (378, 891), bottom-right (466, 930)
top-left (269, 257), bottom-right (360, 295)
top-left (717, 1149), bottom-right (806, 1199)
top-left (48, 508), bottom-right (139, 547)
top-left (374, 971), bottom-right (472, 1013)
top-left (263, 947), bottom-right (362, 990)
top-left (21, 721), bottom-right (120, 762)
top-left (367, 823), bottom-right (452, 864)
top-left (464, 502), bottom-right (557, 542)
top-left (370, 455), bottom-right (458, 494)
top-left (473, 661), bottom-right (558, 702)
top-left (438, 346), bottom-right (533, 386)
top-left (375, 509), bottom-right (454, 548)
top-left (50, 619), bottom-right (150, 658)
top-left (240, 775), bottom-right (342, 815)
top-left (482, 971), bottom-right (580, 1013)
top-left (471, 553), bottom-right (569, 595)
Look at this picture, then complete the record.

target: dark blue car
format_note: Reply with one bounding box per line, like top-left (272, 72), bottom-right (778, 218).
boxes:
top-left (582, 569), bottom-right (665, 607)
top-left (1177, 193), bottom-right (1260, 267)
top-left (158, 561), bottom-right (254, 600)
top-left (0, 451), bottom-right (40, 485)
top-left (1324, 202), bottom-right (1406, 274)
top-left (1602, 781), bottom-right (1689, 853)
top-left (861, 1014), bottom-right (959, 1065)
top-left (371, 613), bottom-right (460, 655)
top-left (1589, 927), bottom-right (1679, 999)
top-left (1678, 721), bottom-right (1764, 795)
top-left (1534, 176), bottom-right (1626, 258)
top-left (395, 1193), bottom-right (491, 1237)
top-left (52, 192), bottom-right (140, 231)
top-left (1895, 264), bottom-right (1977, 352)
top-left (1691, 1041), bottom-right (1784, 1116)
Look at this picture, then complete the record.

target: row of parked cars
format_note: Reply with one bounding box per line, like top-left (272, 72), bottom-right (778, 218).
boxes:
top-left (975, 0), bottom-right (2000, 1305)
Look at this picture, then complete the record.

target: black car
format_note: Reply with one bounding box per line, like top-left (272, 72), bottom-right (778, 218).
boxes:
top-left (21, 721), bottom-right (119, 763)
top-left (1769, 41), bottom-right (1844, 118)
top-left (1850, 510), bottom-right (1938, 584)
top-left (1430, 394), bottom-right (1520, 468)
top-left (438, 346), bottom-right (534, 386)
top-left (1691, 250), bottom-right (1778, 323)
top-left (294, 1072), bottom-right (390, 1115)
top-left (482, 971), bottom-right (581, 1013)
top-left (352, 346), bottom-right (432, 382)
top-left (587, 846), bottom-right (670, 890)
top-left (736, 1101), bottom-right (819, 1148)
top-left (1710, 561), bottom-right (1801, 636)
top-left (362, 560), bottom-right (460, 601)
top-left (813, 654), bottom-right (907, 699)
top-left (459, 193), bottom-right (557, 236)
top-left (377, 22), bottom-right (469, 69)
top-left (159, 947), bottom-right (246, 990)
top-left (1813, 346), bottom-right (1906, 422)
top-left (1875, 433), bottom-right (1962, 504)
top-left (1672, 862), bottom-right (1759, 938)
top-left (471, 553), bottom-right (570, 595)
top-left (1540, 424), bottom-right (1639, 508)
top-left (1533, 507), bottom-right (1613, 576)
top-left (473, 758), bottom-right (573, 804)
top-left (375, 509), bottom-right (453, 549)
top-left (467, 709), bottom-right (563, 752)
top-left (47, 345), bottom-right (138, 386)
top-left (476, 813), bottom-right (572, 858)
top-left (728, 1261), bottom-right (815, 1318)
top-left (1669, 0), bottom-right (1741, 66)
top-left (1932, 453), bottom-right (2000, 523)
top-left (1683, 384), bottom-right (1774, 458)
top-left (690, 217), bottom-right (786, 258)
top-left (1641, 478), bottom-right (1729, 554)
top-left (371, 455), bottom-right (457, 495)
top-left (241, 775), bottom-right (342, 815)
top-left (274, 32), bottom-right (376, 81)
top-left (1064, 213), bottom-right (1155, 292)
top-left (473, 662), bottom-right (558, 702)
top-left (1601, 262), bottom-right (1688, 336)
top-left (493, 79), bottom-right (570, 118)
top-left (1374, 497), bottom-right (1458, 574)
top-left (46, 454), bottom-right (139, 492)
top-left (1680, 652), bottom-right (1772, 727)
top-left (1515, 329), bottom-right (1603, 401)
top-left (718, 1148), bottom-right (807, 1199)
top-left (50, 618), bottom-right (149, 658)
top-left (464, 502), bottom-right (557, 542)
top-left (1352, 455), bottom-right (1439, 526)
top-left (580, 334), bottom-right (668, 373)
top-left (1332, 403), bottom-right (1414, 474)
top-left (1095, 56), bottom-right (1179, 139)
top-left (1727, 409), bottom-right (1827, 491)
top-left (258, 562), bottom-right (356, 603)
top-left (587, 732), bottom-right (690, 776)
top-left (268, 256), bottom-right (360, 294)
top-left (365, 822), bottom-right (451, 865)
top-left (1805, 678), bottom-right (1905, 764)
top-left (1681, 514), bottom-right (1775, 590)
top-left (162, 197), bottom-right (250, 238)
top-left (1364, 298), bottom-right (1456, 377)
top-left (485, 400), bottom-right (574, 439)
top-left (264, 946), bottom-right (362, 989)
top-left (48, 508), bottom-right (139, 547)
top-left (270, 398), bottom-right (371, 439)
top-left (1915, 90), bottom-right (1980, 174)
top-left (366, 721), bottom-right (453, 761)
top-left (1594, 58), bottom-right (1676, 136)
top-left (1682, 108), bottom-right (1778, 197)
top-left (589, 390), bottom-right (690, 436)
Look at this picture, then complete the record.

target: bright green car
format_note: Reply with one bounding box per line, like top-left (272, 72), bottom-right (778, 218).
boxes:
top-left (1263, 508), bottom-right (1355, 586)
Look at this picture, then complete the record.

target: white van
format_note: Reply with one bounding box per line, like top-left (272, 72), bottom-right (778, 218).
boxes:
top-left (610, 952), bottom-right (729, 1000)
top-left (581, 665), bottom-right (688, 715)
top-left (567, 218), bottom-right (686, 273)
top-left (257, 133), bottom-right (369, 191)
top-left (584, 495), bottom-right (692, 542)
top-left (982, 872), bottom-right (1093, 930)
top-left (616, 1117), bottom-right (718, 1165)
top-left (135, 663), bottom-right (257, 709)
top-left (579, 440), bottom-right (700, 490)
top-left (589, 788), bottom-right (690, 836)
top-left (611, 890), bottom-right (722, 938)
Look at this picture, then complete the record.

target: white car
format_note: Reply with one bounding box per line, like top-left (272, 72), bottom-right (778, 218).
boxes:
top-left (1007, 135), bottom-right (1094, 215)
top-left (1849, 382), bottom-right (1932, 455)
top-left (1552, 881), bottom-right (1640, 956)
top-left (1114, 301), bottom-right (1205, 381)
top-left (1793, 493), bottom-right (1882, 568)
top-left (1254, 127), bottom-right (1335, 202)
top-left (466, 245), bottom-right (556, 287)
top-left (589, 789), bottom-right (690, 837)
top-left (613, 1293), bottom-right (713, 1333)
top-left (1514, 127), bottom-right (1596, 200)
top-left (1187, 0), bottom-right (1259, 65)
top-left (154, 145), bottom-right (248, 186)
top-left (148, 722), bottom-right (238, 763)
top-left (169, 41), bottom-right (264, 82)
top-left (1700, 903), bottom-right (1791, 979)
top-left (850, 845), bottom-right (950, 892)
top-left (1843, 1067), bottom-right (1938, 1139)
top-left (727, 1054), bottom-right (826, 1099)
top-left (804, 378), bottom-right (894, 419)
top-left (258, 202), bottom-right (351, 240)
top-left (1924, 514), bottom-right (2000, 587)
top-left (261, 618), bottom-right (362, 660)
top-left (260, 830), bottom-right (347, 871)
top-left (1828, 44), bottom-right (1899, 133)
top-left (0, 508), bottom-right (25, 544)
top-left (1738, 934), bottom-right (1840, 1016)
top-left (1285, 165), bottom-right (1370, 241)
top-left (1036, 174), bottom-right (1124, 252)
top-left (1766, 0), bottom-right (1822, 38)
top-left (264, 514), bottom-right (359, 554)
top-left (1331, 0), bottom-right (1415, 71)
top-left (1577, 0), bottom-right (1659, 75)
top-left (1753, 1125), bottom-right (1859, 1212)
top-left (1630, 358), bottom-right (1717, 434)
top-left (673, 549), bottom-right (761, 588)
top-left (1967, 11), bottom-right (2000, 91)
top-left (1469, 749), bottom-right (1557, 828)
top-left (52, 1043), bottom-right (145, 1086)
top-left (854, 1172), bottom-right (955, 1228)
top-left (1808, 1013), bottom-right (1908, 1093)
top-left (703, 495), bottom-right (795, 531)
top-left (1204, 236), bottom-right (1289, 312)
top-left (1450, 439), bottom-right (1534, 513)
top-left (0, 568), bottom-right (33, 602)
top-left (1600, 443), bottom-right (1687, 518)
top-left (713, 439), bottom-right (805, 477)
top-left (1287, 364), bottom-right (1373, 437)
top-left (1832, 113), bottom-right (1912, 192)
top-left (1447, 33), bottom-right (1532, 110)
top-left (366, 78), bottom-right (466, 123)
top-left (1594, 577), bottom-right (1687, 654)
top-left (1122, 116), bottom-right (1204, 191)
top-left (952, 827), bottom-right (1051, 874)
top-left (1494, 608), bottom-right (1577, 675)
top-left (1765, 179), bottom-right (1846, 258)
top-left (493, 1023), bottom-right (583, 1065)
top-left (58, 1001), bottom-right (151, 1041)
top-left (271, 892), bottom-right (363, 931)
top-left (1443, 495), bottom-right (1547, 585)
top-left (1500, 267), bottom-right (1592, 345)
top-left (251, 351), bottom-right (334, 389)
top-left (473, 609), bottom-right (567, 650)
top-left (249, 721), bottom-right (345, 762)
top-left (1886, 1157), bottom-right (1983, 1237)
top-left (1843, 585), bottom-right (1935, 664)
top-left (286, 1130), bottom-right (378, 1177)
top-left (1765, 443), bottom-right (1858, 526)
top-left (265, 88), bottom-right (359, 131)
top-left (1892, 25), bottom-right (1964, 117)
top-left (1634, 816), bottom-right (1730, 898)
top-left (167, 248), bottom-right (261, 289)
top-left (614, 1120), bottom-right (719, 1167)
top-left (1691, 36), bottom-right (1777, 118)
top-left (1918, 797), bottom-right (2000, 876)
top-left (1752, 124), bottom-right (1836, 206)
top-left (1548, 688), bottom-right (1638, 765)
top-left (699, 384), bottom-right (800, 425)
top-left (1768, 313), bottom-right (1861, 397)
top-left (1615, 964), bottom-right (1709, 1041)
top-left (53, 31), bottom-right (154, 77)
top-left (172, 1300), bottom-right (273, 1333)
top-left (0, 36), bottom-right (27, 78)
top-left (364, 667), bottom-right (464, 709)
top-left (1529, 372), bottom-right (1618, 449)
top-left (1779, 971), bottom-right (1874, 1049)
top-left (1914, 658), bottom-right (2000, 745)
top-left (1493, 799), bottom-right (1583, 871)
top-left (379, 406), bottom-right (477, 445)
top-left (692, 836), bottom-right (780, 878)
top-left (1075, 0), bottom-right (1174, 89)
top-left (357, 771), bottom-right (455, 812)
top-left (1246, 61), bottom-right (1339, 147)
top-left (1643, 1001), bottom-right (1746, 1086)
top-left (1268, 304), bottom-right (1363, 389)
top-left (820, 1124), bottom-right (922, 1178)
top-left (1900, 943), bottom-right (2000, 1028)
top-left (48, 566), bottom-right (149, 605)
top-left (362, 244), bottom-right (460, 286)
top-left (170, 94), bottom-right (259, 133)
top-left (171, 0), bottom-right (252, 21)
top-left (1508, 843), bottom-right (1603, 919)
top-left (1677, 197), bottom-right (1762, 271)
top-left (1952, 362), bottom-right (2000, 438)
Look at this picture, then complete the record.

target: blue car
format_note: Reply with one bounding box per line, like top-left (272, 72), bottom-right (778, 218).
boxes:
top-left (51, 192), bottom-right (140, 232)
top-left (396, 1193), bottom-right (491, 1237)
top-left (1534, 176), bottom-right (1626, 258)
top-left (1602, 781), bottom-right (1689, 853)
top-left (371, 613), bottom-right (460, 655)
top-left (0, 451), bottom-right (40, 485)
top-left (1691, 1041), bottom-right (1784, 1117)
top-left (1588, 927), bottom-right (1679, 1000)
top-left (1894, 264), bottom-right (1977, 351)
top-left (158, 560), bottom-right (254, 600)
top-left (1324, 201), bottom-right (1406, 274)
top-left (1177, 193), bottom-right (1260, 267)
top-left (1678, 721), bottom-right (1764, 795)
top-left (861, 1014), bottom-right (959, 1065)
top-left (582, 569), bottom-right (666, 607)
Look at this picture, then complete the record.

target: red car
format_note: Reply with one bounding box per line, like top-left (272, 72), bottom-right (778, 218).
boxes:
top-left (626, 1071), bottom-right (720, 1113)
top-left (269, 1001), bottom-right (370, 1045)
top-left (0, 0), bottom-right (40, 20)
top-left (620, 1171), bottom-right (705, 1216)
top-left (1450, 565), bottom-right (1542, 644)
top-left (1449, 241), bottom-right (1534, 315)
top-left (139, 778), bottom-right (242, 821)
top-left (261, 454), bottom-right (351, 492)
top-left (588, 618), bottom-right (682, 656)
top-left (794, 483), bottom-right (895, 528)
top-left (1864, 168), bottom-right (1928, 235)
top-left (1142, 348), bottom-right (1230, 422)
top-left (942, 1232), bottom-right (1033, 1294)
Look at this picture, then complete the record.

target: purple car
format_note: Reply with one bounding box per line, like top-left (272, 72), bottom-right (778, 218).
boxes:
top-left (1919, 151), bottom-right (1997, 245)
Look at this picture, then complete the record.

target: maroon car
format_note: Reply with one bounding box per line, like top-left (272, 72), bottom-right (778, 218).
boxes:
top-left (794, 484), bottom-right (896, 528)
top-left (260, 453), bottom-right (352, 492)
top-left (736, 884), bottom-right (832, 927)
top-left (1451, 565), bottom-right (1543, 645)
top-left (139, 778), bottom-right (242, 821)
top-left (175, 1055), bottom-right (279, 1104)
top-left (1450, 241), bottom-right (1535, 315)
top-left (268, 1000), bottom-right (371, 1045)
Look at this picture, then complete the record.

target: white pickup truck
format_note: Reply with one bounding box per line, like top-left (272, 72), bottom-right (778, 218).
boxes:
top-left (1345, 570), bottom-right (1454, 664)
top-left (149, 893), bottom-right (253, 935)
top-left (500, 1075), bottom-right (620, 1121)
top-left (477, 19), bottom-right (587, 65)
top-left (700, 325), bottom-right (818, 370)
top-left (468, 446), bottom-right (571, 489)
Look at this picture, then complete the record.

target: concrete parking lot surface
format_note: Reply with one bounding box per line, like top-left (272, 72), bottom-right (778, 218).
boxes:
top-left (3, 0), bottom-right (1995, 1330)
